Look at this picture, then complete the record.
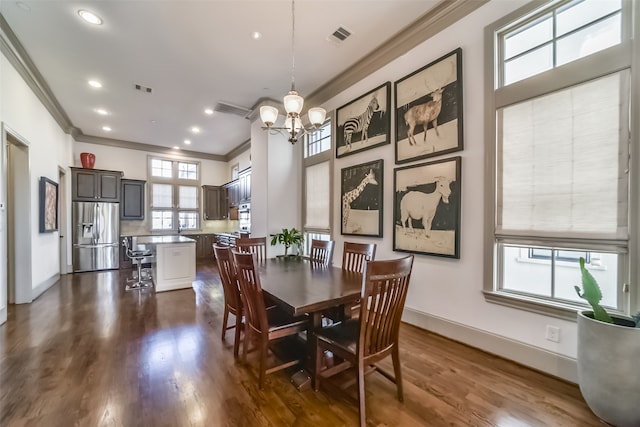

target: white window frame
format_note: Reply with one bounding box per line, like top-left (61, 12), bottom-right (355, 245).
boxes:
top-left (148, 156), bottom-right (201, 232)
top-left (483, 0), bottom-right (639, 320)
top-left (302, 116), bottom-right (333, 255)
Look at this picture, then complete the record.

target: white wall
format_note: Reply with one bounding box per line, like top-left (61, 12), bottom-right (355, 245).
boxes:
top-left (322, 0), bottom-right (581, 373)
top-left (226, 148), bottom-right (251, 182)
top-left (1, 51), bottom-right (74, 300)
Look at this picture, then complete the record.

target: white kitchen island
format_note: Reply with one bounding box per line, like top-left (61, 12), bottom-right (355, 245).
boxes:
top-left (135, 235), bottom-right (196, 292)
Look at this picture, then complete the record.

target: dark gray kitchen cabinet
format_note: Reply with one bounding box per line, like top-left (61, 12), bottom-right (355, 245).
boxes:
top-left (120, 179), bottom-right (146, 220)
top-left (71, 167), bottom-right (122, 202)
top-left (203, 185), bottom-right (227, 220)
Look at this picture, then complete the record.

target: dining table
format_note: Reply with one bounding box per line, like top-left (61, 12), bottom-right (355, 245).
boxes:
top-left (256, 257), bottom-right (363, 378)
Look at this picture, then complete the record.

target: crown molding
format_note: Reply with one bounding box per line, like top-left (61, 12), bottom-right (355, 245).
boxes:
top-left (225, 139), bottom-right (251, 160)
top-left (75, 134), bottom-right (227, 162)
top-left (306, 0), bottom-right (489, 107)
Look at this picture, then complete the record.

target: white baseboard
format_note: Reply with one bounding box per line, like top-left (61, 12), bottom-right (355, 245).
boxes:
top-left (32, 273), bottom-right (60, 301)
top-left (402, 307), bottom-right (578, 384)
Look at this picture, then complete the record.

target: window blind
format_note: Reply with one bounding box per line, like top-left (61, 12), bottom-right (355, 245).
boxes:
top-left (305, 161), bottom-right (330, 230)
top-left (152, 184), bottom-right (172, 208)
top-left (497, 71), bottom-right (628, 240)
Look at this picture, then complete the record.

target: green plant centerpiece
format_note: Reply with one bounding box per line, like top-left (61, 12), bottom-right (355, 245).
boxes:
top-left (270, 228), bottom-right (303, 257)
top-left (574, 257), bottom-right (640, 427)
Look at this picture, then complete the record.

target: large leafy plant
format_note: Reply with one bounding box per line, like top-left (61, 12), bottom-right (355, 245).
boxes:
top-left (575, 257), bottom-right (639, 327)
top-left (270, 228), bottom-right (303, 256)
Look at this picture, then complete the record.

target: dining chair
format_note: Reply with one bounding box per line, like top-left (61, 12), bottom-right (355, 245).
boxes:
top-left (314, 255), bottom-right (414, 427)
top-left (342, 241), bottom-right (377, 273)
top-left (309, 239), bottom-right (335, 267)
top-left (213, 244), bottom-right (243, 358)
top-left (232, 250), bottom-right (309, 389)
top-left (236, 236), bottom-right (268, 263)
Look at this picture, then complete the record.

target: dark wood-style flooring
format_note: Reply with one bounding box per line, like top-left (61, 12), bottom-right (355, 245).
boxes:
top-left (0, 262), bottom-right (603, 426)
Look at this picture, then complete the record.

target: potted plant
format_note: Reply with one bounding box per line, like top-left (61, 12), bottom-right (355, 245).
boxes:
top-left (269, 228), bottom-right (304, 257)
top-left (574, 257), bottom-right (640, 427)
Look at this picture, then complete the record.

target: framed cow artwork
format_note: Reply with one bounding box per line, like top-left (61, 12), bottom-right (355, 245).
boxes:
top-left (394, 48), bottom-right (463, 164)
top-left (393, 156), bottom-right (461, 258)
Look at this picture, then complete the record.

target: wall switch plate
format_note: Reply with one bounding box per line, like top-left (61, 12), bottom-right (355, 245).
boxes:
top-left (546, 325), bottom-right (560, 343)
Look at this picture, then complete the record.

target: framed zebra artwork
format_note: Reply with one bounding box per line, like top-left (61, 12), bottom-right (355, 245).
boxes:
top-left (336, 82), bottom-right (391, 158)
top-left (394, 48), bottom-right (463, 164)
top-left (341, 159), bottom-right (384, 237)
top-left (393, 156), bottom-right (461, 258)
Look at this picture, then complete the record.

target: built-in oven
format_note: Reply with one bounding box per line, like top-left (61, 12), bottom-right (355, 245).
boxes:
top-left (238, 203), bottom-right (251, 233)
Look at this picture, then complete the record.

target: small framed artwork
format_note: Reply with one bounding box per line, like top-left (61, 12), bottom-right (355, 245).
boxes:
top-left (395, 48), bottom-right (463, 164)
top-left (336, 82), bottom-right (391, 158)
top-left (393, 156), bottom-right (461, 258)
top-left (341, 159), bottom-right (383, 237)
top-left (39, 176), bottom-right (59, 233)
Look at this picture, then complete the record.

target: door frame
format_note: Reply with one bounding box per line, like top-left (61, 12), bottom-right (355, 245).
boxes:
top-left (58, 166), bottom-right (68, 274)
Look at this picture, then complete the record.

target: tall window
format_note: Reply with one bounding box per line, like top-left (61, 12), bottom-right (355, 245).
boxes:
top-left (303, 118), bottom-right (332, 254)
top-left (485, 0), bottom-right (635, 317)
top-left (148, 157), bottom-right (200, 231)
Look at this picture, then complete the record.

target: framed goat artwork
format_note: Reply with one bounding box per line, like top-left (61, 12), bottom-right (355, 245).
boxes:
top-left (394, 48), bottom-right (463, 164)
top-left (336, 82), bottom-right (391, 158)
top-left (341, 159), bottom-right (383, 237)
top-left (393, 156), bottom-right (461, 258)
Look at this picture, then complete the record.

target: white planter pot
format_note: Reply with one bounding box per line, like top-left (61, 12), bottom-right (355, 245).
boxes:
top-left (577, 311), bottom-right (640, 427)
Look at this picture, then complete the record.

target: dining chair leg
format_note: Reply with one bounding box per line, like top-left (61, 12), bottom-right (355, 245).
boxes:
top-left (392, 345), bottom-right (404, 402)
top-left (233, 310), bottom-right (242, 359)
top-left (314, 344), bottom-right (323, 392)
top-left (242, 328), bottom-right (251, 364)
top-left (258, 339), bottom-right (268, 389)
top-left (357, 360), bottom-right (366, 427)
top-left (221, 306), bottom-right (229, 341)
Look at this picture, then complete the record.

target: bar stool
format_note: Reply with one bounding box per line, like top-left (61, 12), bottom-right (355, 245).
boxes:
top-left (123, 238), bottom-right (153, 290)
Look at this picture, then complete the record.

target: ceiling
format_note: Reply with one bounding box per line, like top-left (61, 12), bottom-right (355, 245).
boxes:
top-left (0, 0), bottom-right (442, 158)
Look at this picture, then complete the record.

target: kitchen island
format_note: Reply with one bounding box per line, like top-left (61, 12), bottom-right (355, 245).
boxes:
top-left (135, 235), bottom-right (196, 292)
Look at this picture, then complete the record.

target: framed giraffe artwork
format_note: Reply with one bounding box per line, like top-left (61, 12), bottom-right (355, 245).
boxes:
top-left (336, 82), bottom-right (391, 158)
top-left (393, 156), bottom-right (461, 258)
top-left (341, 159), bottom-right (383, 237)
top-left (394, 47), bottom-right (463, 164)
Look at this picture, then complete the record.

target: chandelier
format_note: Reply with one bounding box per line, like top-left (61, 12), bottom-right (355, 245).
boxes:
top-left (259, 0), bottom-right (326, 144)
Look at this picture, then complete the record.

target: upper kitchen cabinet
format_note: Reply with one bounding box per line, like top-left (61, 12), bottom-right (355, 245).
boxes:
top-left (121, 179), bottom-right (146, 220)
top-left (238, 168), bottom-right (251, 203)
top-left (71, 167), bottom-right (122, 202)
top-left (202, 185), bottom-right (227, 220)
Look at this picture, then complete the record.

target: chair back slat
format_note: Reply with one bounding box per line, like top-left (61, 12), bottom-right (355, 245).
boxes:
top-left (309, 239), bottom-right (335, 267)
top-left (236, 237), bottom-right (267, 263)
top-left (359, 256), bottom-right (413, 357)
top-left (232, 250), bottom-right (269, 335)
top-left (342, 242), bottom-right (377, 273)
top-left (213, 244), bottom-right (241, 310)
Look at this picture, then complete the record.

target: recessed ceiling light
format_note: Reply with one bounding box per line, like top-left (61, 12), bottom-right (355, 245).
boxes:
top-left (95, 108), bottom-right (108, 115)
top-left (78, 9), bottom-right (103, 25)
top-left (204, 108), bottom-right (214, 115)
top-left (252, 31), bottom-right (262, 40)
top-left (102, 126), bottom-right (112, 132)
top-left (88, 80), bottom-right (102, 88)
top-left (184, 139), bottom-right (192, 145)
top-left (191, 126), bottom-right (201, 134)
top-left (173, 146), bottom-right (180, 150)
top-left (151, 120), bottom-right (157, 124)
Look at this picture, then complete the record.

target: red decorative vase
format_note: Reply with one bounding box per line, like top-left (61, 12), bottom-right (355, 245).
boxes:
top-left (80, 152), bottom-right (95, 169)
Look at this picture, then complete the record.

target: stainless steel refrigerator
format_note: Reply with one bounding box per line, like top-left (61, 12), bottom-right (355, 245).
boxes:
top-left (72, 202), bottom-right (120, 272)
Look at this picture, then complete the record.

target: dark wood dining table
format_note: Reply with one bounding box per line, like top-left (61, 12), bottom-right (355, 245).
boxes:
top-left (256, 257), bottom-right (363, 375)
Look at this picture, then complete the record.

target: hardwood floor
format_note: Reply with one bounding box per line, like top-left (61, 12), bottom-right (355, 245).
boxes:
top-left (0, 262), bottom-right (602, 426)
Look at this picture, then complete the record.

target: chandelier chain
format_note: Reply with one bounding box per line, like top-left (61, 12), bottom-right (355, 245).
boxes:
top-left (290, 0), bottom-right (296, 92)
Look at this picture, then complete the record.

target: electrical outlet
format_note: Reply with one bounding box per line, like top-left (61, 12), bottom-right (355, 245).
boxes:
top-left (546, 325), bottom-right (560, 343)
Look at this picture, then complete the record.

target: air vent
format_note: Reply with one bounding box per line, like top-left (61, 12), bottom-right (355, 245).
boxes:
top-left (214, 101), bottom-right (252, 117)
top-left (134, 83), bottom-right (153, 94)
top-left (328, 26), bottom-right (352, 45)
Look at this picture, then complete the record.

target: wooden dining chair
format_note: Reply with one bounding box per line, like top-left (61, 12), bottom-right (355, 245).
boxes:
top-left (309, 239), bottom-right (335, 267)
top-left (213, 244), bottom-right (243, 358)
top-left (236, 236), bottom-right (267, 263)
top-left (342, 241), bottom-right (377, 273)
top-left (314, 255), bottom-right (414, 427)
top-left (232, 250), bottom-right (309, 389)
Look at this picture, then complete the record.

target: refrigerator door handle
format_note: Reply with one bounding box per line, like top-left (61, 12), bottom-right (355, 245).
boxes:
top-left (73, 243), bottom-right (119, 249)
top-left (94, 203), bottom-right (100, 244)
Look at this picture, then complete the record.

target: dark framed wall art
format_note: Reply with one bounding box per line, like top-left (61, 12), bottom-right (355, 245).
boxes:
top-left (393, 156), bottom-right (461, 258)
top-left (336, 82), bottom-right (391, 158)
top-left (341, 159), bottom-right (383, 237)
top-left (394, 48), bottom-right (463, 164)
top-left (39, 176), bottom-right (59, 233)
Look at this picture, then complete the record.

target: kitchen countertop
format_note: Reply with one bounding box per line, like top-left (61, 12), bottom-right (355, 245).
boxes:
top-left (135, 235), bottom-right (196, 245)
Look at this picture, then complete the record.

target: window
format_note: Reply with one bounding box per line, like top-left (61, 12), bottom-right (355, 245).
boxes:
top-left (303, 118), bottom-right (332, 255)
top-left (485, 0), bottom-right (635, 318)
top-left (148, 157), bottom-right (200, 231)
